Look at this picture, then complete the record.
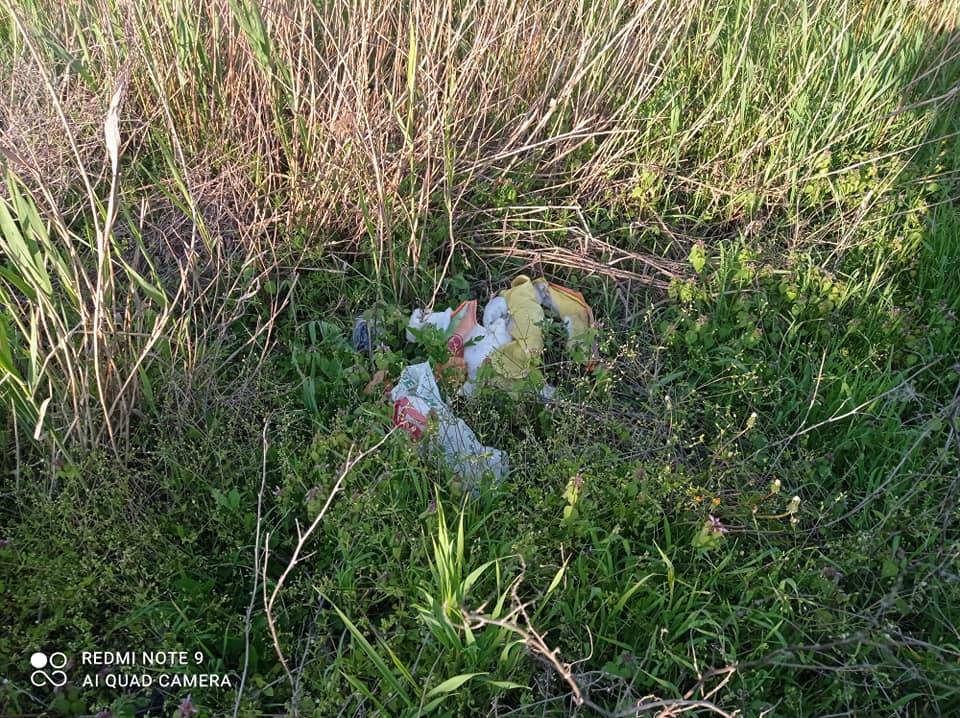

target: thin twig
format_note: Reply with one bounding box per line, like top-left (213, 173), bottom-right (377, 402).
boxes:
top-left (464, 569), bottom-right (735, 717)
top-left (233, 415), bottom-right (273, 718)
top-left (758, 356), bottom-right (943, 462)
top-left (464, 569), bottom-right (584, 706)
top-left (263, 430), bottom-right (395, 689)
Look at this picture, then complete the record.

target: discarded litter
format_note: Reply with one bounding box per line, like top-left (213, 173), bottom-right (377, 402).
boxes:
top-left (406, 275), bottom-right (597, 388)
top-left (380, 275), bottom-right (596, 490)
top-left (391, 362), bottom-right (509, 485)
top-left (352, 315), bottom-right (378, 353)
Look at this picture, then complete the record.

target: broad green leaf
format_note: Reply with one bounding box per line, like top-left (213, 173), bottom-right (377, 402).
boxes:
top-left (329, 600), bottom-right (413, 708)
top-left (545, 561), bottom-right (567, 600)
top-left (487, 680), bottom-right (527, 690)
top-left (655, 543), bottom-right (675, 601)
top-left (688, 244), bottom-right (707, 274)
top-left (0, 265), bottom-right (37, 302)
top-left (0, 197), bottom-right (51, 297)
top-left (340, 671), bottom-right (386, 713)
top-left (0, 312), bottom-right (14, 373)
top-left (613, 573), bottom-right (658, 615)
top-left (425, 672), bottom-right (487, 698)
top-left (137, 365), bottom-right (155, 410)
top-left (115, 255), bottom-right (167, 305)
top-left (28, 311), bottom-right (39, 387)
top-left (379, 637), bottom-right (420, 693)
top-left (463, 559), bottom-right (497, 597)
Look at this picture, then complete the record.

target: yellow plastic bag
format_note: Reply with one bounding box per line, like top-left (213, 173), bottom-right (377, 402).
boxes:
top-left (488, 276), bottom-right (545, 379)
top-left (488, 275), bottom-right (597, 380)
top-left (533, 279), bottom-right (597, 364)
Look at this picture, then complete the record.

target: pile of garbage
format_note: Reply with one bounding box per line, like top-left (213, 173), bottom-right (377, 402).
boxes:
top-left (355, 275), bottom-right (597, 489)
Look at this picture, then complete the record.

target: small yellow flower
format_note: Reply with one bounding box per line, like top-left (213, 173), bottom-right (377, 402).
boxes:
top-left (712, 497), bottom-right (721, 506)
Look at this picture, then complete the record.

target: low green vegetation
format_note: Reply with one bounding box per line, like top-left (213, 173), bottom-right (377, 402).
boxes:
top-left (1, 0), bottom-right (958, 716)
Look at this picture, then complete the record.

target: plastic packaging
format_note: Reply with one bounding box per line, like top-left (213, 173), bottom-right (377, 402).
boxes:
top-left (352, 316), bottom-right (377, 352)
top-left (388, 276), bottom-right (597, 487)
top-left (391, 362), bottom-right (509, 484)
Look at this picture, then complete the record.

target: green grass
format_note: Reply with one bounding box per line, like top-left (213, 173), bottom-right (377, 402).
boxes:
top-left (1, 0), bottom-right (959, 716)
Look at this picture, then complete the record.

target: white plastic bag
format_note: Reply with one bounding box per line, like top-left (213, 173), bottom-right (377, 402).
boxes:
top-left (391, 362), bottom-right (509, 484)
top-left (406, 307), bottom-right (452, 341)
top-left (406, 298), bottom-right (512, 387)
